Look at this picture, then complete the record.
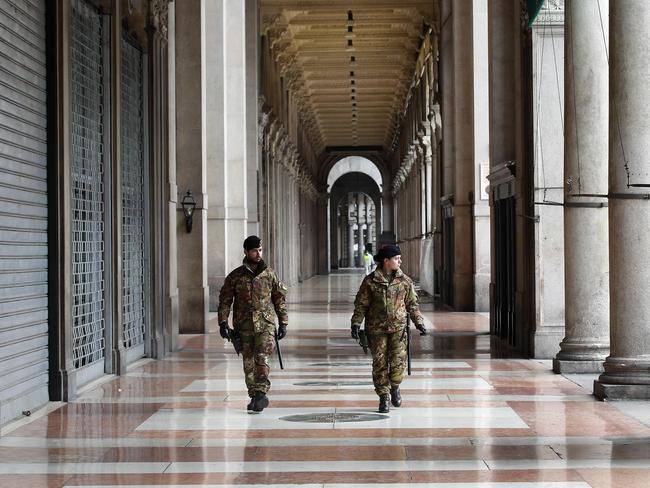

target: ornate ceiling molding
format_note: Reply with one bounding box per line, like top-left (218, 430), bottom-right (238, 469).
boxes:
top-left (150, 0), bottom-right (169, 41)
top-left (259, 98), bottom-right (322, 201)
top-left (260, 1), bottom-right (436, 150)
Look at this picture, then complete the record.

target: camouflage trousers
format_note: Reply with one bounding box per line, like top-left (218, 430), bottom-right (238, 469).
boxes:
top-left (241, 330), bottom-right (276, 397)
top-left (368, 330), bottom-right (407, 396)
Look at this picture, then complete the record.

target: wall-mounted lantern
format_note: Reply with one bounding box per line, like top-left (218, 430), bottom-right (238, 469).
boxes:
top-left (181, 190), bottom-right (197, 233)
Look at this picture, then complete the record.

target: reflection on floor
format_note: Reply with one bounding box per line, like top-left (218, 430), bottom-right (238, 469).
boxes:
top-left (2, 272), bottom-right (650, 487)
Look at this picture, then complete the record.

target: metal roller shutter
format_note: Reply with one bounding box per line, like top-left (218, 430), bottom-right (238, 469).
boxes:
top-left (121, 35), bottom-right (148, 364)
top-left (0, 0), bottom-right (48, 424)
top-left (70, 0), bottom-right (107, 386)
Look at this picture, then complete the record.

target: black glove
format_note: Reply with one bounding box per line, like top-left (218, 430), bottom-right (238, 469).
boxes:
top-left (351, 324), bottom-right (360, 340)
top-left (277, 324), bottom-right (287, 340)
top-left (219, 321), bottom-right (230, 339)
top-left (415, 322), bottom-right (427, 336)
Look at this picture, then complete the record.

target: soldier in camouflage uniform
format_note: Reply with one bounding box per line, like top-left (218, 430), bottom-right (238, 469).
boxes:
top-left (218, 235), bottom-right (288, 413)
top-left (351, 244), bottom-right (426, 413)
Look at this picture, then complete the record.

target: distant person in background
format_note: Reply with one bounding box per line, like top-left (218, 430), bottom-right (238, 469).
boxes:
top-left (363, 242), bottom-right (375, 275)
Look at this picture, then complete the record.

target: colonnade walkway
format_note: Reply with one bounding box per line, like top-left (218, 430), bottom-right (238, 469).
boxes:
top-left (2, 272), bottom-right (650, 487)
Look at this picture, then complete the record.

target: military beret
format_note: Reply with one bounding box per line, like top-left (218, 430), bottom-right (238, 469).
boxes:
top-left (374, 244), bottom-right (401, 262)
top-left (243, 235), bottom-right (262, 250)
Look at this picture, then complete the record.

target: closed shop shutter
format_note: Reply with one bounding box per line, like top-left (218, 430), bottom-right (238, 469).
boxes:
top-left (0, 0), bottom-right (48, 424)
top-left (121, 35), bottom-right (148, 364)
top-left (70, 0), bottom-right (107, 386)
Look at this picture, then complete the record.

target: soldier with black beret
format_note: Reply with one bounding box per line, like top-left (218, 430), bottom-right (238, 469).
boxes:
top-left (351, 244), bottom-right (426, 413)
top-left (218, 235), bottom-right (288, 413)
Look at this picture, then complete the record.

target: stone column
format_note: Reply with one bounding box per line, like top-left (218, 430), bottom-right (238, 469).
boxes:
top-left (245, 0), bottom-right (259, 236)
top-left (380, 192), bottom-right (395, 245)
top-left (594, 0), bottom-right (650, 400)
top-left (166, 0), bottom-right (179, 352)
top-left (176, 0), bottom-right (209, 333)
top-left (317, 193), bottom-right (329, 274)
top-left (472, 0), bottom-right (491, 312)
top-left (453, 0), bottom-right (475, 311)
top-left (206, 0), bottom-right (248, 309)
top-left (553, 0), bottom-right (609, 373)
top-left (357, 193), bottom-right (365, 266)
top-left (348, 223), bottom-right (355, 268)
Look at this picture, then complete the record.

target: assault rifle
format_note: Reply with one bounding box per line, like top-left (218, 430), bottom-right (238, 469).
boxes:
top-left (358, 328), bottom-right (369, 354)
top-left (226, 328), bottom-right (243, 356)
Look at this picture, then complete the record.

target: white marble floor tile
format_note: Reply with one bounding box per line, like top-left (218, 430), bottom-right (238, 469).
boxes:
top-left (165, 459), bottom-right (489, 473)
top-left (136, 405), bottom-right (528, 431)
top-left (181, 377), bottom-right (493, 393)
top-left (486, 459), bottom-right (650, 470)
top-left (135, 407), bottom-right (335, 431)
top-left (331, 407), bottom-right (528, 429)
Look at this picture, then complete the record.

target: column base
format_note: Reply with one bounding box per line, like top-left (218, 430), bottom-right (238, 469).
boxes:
top-left (553, 358), bottom-right (604, 374)
top-left (593, 357), bottom-right (650, 400)
top-left (594, 380), bottom-right (650, 400)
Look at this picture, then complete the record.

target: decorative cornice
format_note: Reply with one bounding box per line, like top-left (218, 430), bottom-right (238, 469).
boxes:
top-left (150, 0), bottom-right (169, 42)
top-left (260, 103), bottom-right (322, 202)
top-left (533, 0), bottom-right (565, 26)
top-left (266, 16), bottom-right (325, 153)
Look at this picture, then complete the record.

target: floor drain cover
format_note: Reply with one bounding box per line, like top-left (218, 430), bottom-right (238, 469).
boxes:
top-left (280, 412), bottom-right (388, 423)
top-left (294, 380), bottom-right (373, 387)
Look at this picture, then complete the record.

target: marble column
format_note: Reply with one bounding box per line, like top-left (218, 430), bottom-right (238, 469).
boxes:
top-left (472, 0), bottom-right (491, 312)
top-left (380, 192), bottom-right (395, 245)
top-left (553, 0), bottom-right (609, 374)
top-left (175, 0), bottom-right (209, 333)
top-left (245, 0), bottom-right (259, 236)
top-left (453, 0), bottom-right (476, 311)
top-left (348, 223), bottom-right (355, 268)
top-left (206, 0), bottom-right (249, 309)
top-left (357, 193), bottom-right (365, 267)
top-left (594, 0), bottom-right (650, 400)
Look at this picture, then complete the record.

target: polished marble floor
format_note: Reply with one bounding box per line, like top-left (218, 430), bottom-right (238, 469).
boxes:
top-left (2, 271), bottom-right (650, 487)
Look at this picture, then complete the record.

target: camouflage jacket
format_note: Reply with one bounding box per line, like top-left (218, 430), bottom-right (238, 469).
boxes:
top-left (351, 268), bottom-right (424, 334)
top-left (218, 259), bottom-right (288, 333)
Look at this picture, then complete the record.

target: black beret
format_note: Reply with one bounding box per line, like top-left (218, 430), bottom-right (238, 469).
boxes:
top-left (374, 244), bottom-right (401, 262)
top-left (243, 235), bottom-right (262, 250)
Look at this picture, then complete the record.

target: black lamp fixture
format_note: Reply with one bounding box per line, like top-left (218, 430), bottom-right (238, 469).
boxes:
top-left (181, 190), bottom-right (197, 233)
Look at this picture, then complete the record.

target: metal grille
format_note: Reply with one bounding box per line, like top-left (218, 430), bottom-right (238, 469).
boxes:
top-left (70, 0), bottom-right (106, 369)
top-left (121, 37), bottom-right (146, 350)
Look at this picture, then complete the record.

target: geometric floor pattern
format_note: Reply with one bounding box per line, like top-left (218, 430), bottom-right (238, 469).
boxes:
top-left (2, 272), bottom-right (650, 487)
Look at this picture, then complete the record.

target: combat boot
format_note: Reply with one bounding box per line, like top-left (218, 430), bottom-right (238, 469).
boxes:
top-left (247, 397), bottom-right (255, 411)
top-left (378, 394), bottom-right (390, 413)
top-left (390, 385), bottom-right (402, 407)
top-left (251, 391), bottom-right (269, 413)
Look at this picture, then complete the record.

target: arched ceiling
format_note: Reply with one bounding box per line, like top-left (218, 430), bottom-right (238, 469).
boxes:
top-left (261, 0), bottom-right (436, 152)
top-left (327, 156), bottom-right (382, 192)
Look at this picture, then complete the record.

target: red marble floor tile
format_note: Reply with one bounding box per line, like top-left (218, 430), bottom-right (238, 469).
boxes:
top-left (63, 469), bottom-right (586, 486)
top-left (508, 401), bottom-right (650, 437)
top-left (575, 468), bottom-right (650, 488)
top-left (100, 445), bottom-right (409, 462)
top-left (551, 441), bottom-right (650, 460)
top-left (0, 475), bottom-right (70, 488)
top-left (0, 446), bottom-right (107, 463)
top-left (10, 409), bottom-right (156, 438)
